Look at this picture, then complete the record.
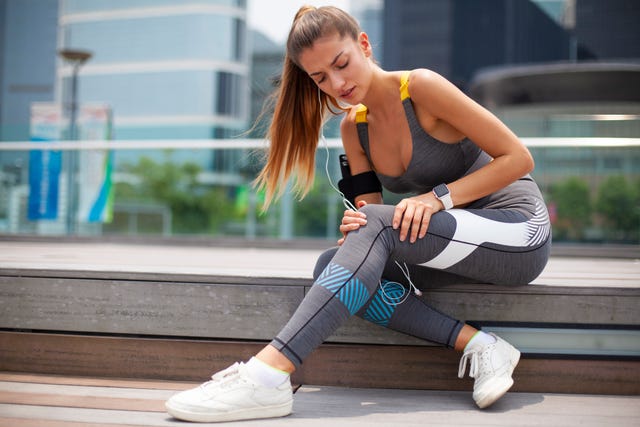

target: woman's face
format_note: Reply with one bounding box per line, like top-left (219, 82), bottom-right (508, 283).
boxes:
top-left (297, 32), bottom-right (373, 105)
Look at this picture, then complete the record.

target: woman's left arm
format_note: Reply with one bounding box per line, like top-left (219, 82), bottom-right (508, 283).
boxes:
top-left (410, 68), bottom-right (534, 206)
top-left (392, 69), bottom-right (534, 243)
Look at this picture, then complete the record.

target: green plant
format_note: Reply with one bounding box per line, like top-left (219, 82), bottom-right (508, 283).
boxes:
top-left (595, 175), bottom-right (640, 242)
top-left (115, 155), bottom-right (239, 235)
top-left (548, 177), bottom-right (592, 241)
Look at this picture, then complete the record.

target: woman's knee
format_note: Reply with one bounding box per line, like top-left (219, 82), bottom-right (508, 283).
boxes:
top-left (359, 204), bottom-right (394, 226)
top-left (313, 247), bottom-right (339, 280)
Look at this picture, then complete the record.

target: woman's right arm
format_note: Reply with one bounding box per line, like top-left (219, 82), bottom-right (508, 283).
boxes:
top-left (337, 108), bottom-right (383, 245)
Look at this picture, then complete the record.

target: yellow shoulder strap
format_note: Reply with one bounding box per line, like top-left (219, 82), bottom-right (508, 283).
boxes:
top-left (399, 70), bottom-right (411, 100)
top-left (355, 104), bottom-right (368, 123)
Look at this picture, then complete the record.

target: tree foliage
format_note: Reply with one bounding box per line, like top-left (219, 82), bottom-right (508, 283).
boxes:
top-left (115, 155), bottom-right (237, 234)
top-left (548, 177), bottom-right (592, 241)
top-left (595, 175), bottom-right (640, 241)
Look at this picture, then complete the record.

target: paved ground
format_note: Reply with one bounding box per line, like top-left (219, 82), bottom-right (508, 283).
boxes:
top-left (0, 240), bottom-right (638, 287)
top-left (1, 373), bottom-right (639, 427)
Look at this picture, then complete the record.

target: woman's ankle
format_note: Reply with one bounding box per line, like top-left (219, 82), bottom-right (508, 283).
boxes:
top-left (255, 345), bottom-right (296, 374)
top-left (454, 324), bottom-right (479, 352)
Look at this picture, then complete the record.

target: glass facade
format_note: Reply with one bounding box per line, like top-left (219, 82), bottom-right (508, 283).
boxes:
top-left (1, 139), bottom-right (638, 243)
top-left (0, 0), bottom-right (637, 245)
top-left (58, 0), bottom-right (249, 140)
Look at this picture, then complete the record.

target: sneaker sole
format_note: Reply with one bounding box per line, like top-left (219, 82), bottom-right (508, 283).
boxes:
top-left (166, 400), bottom-right (293, 423)
top-left (475, 347), bottom-right (521, 409)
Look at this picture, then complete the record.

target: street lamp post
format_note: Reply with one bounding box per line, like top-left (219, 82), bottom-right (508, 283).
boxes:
top-left (59, 49), bottom-right (92, 235)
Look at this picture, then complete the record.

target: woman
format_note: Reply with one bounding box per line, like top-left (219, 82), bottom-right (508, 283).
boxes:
top-left (166, 5), bottom-right (551, 423)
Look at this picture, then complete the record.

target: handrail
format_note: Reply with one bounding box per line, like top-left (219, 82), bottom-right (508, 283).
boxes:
top-left (0, 137), bottom-right (638, 151)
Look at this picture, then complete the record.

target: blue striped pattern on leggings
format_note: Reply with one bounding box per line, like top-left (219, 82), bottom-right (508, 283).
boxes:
top-left (316, 262), bottom-right (370, 315)
top-left (363, 280), bottom-right (403, 326)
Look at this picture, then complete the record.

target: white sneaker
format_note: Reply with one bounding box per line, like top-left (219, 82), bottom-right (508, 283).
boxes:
top-left (165, 362), bottom-right (293, 422)
top-left (458, 333), bottom-right (520, 409)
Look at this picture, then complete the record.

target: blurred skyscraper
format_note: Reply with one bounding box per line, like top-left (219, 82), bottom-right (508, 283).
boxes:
top-left (58, 0), bottom-right (250, 140)
top-left (0, 0), bottom-right (58, 143)
top-left (382, 0), bottom-right (572, 88)
top-left (352, 0), bottom-right (384, 62)
top-left (572, 0), bottom-right (640, 60)
top-left (382, 0), bottom-right (639, 89)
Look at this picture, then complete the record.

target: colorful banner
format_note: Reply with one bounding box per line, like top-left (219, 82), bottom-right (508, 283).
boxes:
top-left (76, 104), bottom-right (113, 223)
top-left (28, 103), bottom-right (113, 223)
top-left (28, 104), bottom-right (62, 220)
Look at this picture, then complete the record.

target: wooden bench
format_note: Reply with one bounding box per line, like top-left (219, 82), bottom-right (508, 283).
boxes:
top-left (0, 239), bottom-right (638, 395)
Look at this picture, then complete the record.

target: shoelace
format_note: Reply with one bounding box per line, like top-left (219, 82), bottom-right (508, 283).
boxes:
top-left (200, 363), bottom-right (245, 394)
top-left (458, 348), bottom-right (480, 379)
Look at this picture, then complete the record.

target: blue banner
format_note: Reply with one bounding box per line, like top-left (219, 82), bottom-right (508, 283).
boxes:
top-left (28, 138), bottom-right (62, 220)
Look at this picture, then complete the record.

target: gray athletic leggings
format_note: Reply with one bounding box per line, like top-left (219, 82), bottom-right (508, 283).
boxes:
top-left (271, 203), bottom-right (551, 367)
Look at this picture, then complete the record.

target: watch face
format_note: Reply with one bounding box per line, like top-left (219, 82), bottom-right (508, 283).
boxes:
top-left (434, 184), bottom-right (448, 197)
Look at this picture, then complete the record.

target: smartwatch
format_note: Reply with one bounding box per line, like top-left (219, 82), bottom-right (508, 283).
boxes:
top-left (433, 183), bottom-right (453, 210)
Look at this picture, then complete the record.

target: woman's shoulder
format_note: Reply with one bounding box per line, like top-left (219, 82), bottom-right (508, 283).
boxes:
top-left (406, 68), bottom-right (462, 112)
top-left (407, 68), bottom-right (449, 93)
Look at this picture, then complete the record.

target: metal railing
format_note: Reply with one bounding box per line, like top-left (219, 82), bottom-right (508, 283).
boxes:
top-left (1, 137), bottom-right (638, 243)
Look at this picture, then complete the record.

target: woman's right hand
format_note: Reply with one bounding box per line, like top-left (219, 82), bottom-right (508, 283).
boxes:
top-left (338, 200), bottom-right (368, 245)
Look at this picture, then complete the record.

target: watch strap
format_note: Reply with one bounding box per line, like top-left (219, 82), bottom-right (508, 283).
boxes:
top-left (433, 183), bottom-right (453, 210)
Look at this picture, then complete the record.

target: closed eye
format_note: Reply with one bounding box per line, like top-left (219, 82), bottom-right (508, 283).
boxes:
top-left (313, 61), bottom-right (348, 85)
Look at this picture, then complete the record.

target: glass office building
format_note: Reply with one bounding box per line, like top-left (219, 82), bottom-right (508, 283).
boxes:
top-left (58, 0), bottom-right (250, 140)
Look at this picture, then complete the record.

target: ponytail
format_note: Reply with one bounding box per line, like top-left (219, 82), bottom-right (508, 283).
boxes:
top-left (254, 6), bottom-right (360, 209)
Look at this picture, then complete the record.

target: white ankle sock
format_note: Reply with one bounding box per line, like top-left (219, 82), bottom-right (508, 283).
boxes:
top-left (245, 357), bottom-right (290, 388)
top-left (465, 331), bottom-right (497, 351)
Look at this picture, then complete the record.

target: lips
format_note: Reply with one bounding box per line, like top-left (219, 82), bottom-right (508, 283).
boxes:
top-left (340, 87), bottom-right (355, 99)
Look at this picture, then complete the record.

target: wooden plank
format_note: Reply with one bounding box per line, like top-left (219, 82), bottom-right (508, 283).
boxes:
top-left (1, 385), bottom-right (639, 427)
top-left (0, 381), bottom-right (173, 401)
top-left (0, 373), bottom-right (192, 391)
top-left (0, 405), bottom-right (176, 427)
top-left (1, 274), bottom-right (637, 348)
top-left (423, 286), bottom-right (640, 325)
top-left (300, 343), bottom-right (640, 395)
top-left (0, 276), bottom-right (306, 340)
top-left (1, 332), bottom-right (638, 395)
top-left (1, 241), bottom-right (639, 284)
top-left (0, 332), bottom-right (256, 382)
top-left (0, 418), bottom-right (144, 427)
top-left (0, 391), bottom-right (165, 412)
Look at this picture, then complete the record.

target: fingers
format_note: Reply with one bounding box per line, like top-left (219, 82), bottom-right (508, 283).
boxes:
top-left (338, 208), bottom-right (367, 244)
top-left (394, 199), bottom-right (435, 243)
top-left (342, 209), bottom-right (367, 226)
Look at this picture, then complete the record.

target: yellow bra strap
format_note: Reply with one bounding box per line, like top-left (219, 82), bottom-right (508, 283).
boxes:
top-left (356, 71), bottom-right (410, 122)
top-left (355, 104), bottom-right (368, 123)
top-left (399, 70), bottom-right (411, 100)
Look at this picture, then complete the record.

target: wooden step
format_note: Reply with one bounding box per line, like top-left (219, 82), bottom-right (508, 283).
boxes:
top-left (0, 266), bottom-right (637, 348)
top-left (0, 240), bottom-right (638, 394)
top-left (1, 331), bottom-right (639, 395)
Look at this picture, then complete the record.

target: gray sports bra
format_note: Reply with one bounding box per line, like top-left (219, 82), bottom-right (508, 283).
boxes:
top-left (354, 71), bottom-right (491, 195)
top-left (354, 71), bottom-right (545, 217)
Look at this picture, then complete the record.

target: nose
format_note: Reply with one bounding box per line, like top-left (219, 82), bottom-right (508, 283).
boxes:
top-left (329, 73), bottom-right (345, 92)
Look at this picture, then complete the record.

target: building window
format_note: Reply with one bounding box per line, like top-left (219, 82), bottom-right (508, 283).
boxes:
top-left (217, 72), bottom-right (243, 117)
top-left (234, 17), bottom-right (245, 61)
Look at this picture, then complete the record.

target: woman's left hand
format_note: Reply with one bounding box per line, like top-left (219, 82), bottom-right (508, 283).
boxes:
top-left (392, 194), bottom-right (442, 243)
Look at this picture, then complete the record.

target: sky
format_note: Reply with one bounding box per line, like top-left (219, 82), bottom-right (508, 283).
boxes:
top-left (247, 0), bottom-right (351, 44)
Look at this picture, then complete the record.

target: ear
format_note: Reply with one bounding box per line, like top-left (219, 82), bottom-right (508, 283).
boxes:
top-left (358, 32), bottom-right (372, 57)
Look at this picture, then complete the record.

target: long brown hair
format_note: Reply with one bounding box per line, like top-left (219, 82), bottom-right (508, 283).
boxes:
top-left (254, 6), bottom-right (361, 208)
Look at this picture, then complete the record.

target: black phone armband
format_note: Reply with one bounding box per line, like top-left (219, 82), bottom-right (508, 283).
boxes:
top-left (338, 171), bottom-right (382, 206)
